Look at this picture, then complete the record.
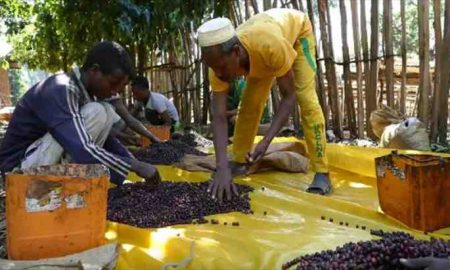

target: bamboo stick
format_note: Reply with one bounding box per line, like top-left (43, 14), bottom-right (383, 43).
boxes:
top-left (400, 0), bottom-right (407, 114)
top-left (437, 0), bottom-right (450, 145)
top-left (430, 0), bottom-right (442, 141)
top-left (383, 0), bottom-right (394, 107)
top-left (417, 0), bottom-right (431, 126)
top-left (351, 0), bottom-right (365, 138)
top-left (319, 0), bottom-right (342, 138)
top-left (339, 0), bottom-right (357, 137)
top-left (367, 0), bottom-right (379, 139)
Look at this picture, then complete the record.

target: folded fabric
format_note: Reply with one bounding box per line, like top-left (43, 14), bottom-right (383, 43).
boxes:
top-left (175, 141), bottom-right (309, 174)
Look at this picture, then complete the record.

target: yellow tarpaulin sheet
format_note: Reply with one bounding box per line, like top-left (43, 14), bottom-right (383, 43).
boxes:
top-left (107, 138), bottom-right (450, 270)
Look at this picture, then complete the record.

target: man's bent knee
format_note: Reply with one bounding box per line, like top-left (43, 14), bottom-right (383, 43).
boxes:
top-left (81, 102), bottom-right (108, 124)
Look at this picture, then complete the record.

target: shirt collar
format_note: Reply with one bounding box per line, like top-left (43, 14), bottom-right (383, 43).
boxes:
top-left (72, 66), bottom-right (94, 102)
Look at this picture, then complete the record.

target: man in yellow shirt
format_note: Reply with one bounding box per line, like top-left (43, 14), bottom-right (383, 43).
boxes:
top-left (197, 8), bottom-right (330, 201)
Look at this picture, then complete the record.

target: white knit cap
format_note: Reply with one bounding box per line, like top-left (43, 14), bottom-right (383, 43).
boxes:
top-left (197, 18), bottom-right (235, 47)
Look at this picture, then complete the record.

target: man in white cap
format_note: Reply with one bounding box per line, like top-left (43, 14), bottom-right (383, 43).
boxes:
top-left (197, 8), bottom-right (330, 201)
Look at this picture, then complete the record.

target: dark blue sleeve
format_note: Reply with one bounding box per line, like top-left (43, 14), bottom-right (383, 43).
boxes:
top-left (103, 135), bottom-right (134, 184)
top-left (34, 80), bottom-right (132, 184)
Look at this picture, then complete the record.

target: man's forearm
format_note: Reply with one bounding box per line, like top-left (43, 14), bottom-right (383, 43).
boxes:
top-left (213, 114), bottom-right (229, 168)
top-left (211, 91), bottom-right (230, 169)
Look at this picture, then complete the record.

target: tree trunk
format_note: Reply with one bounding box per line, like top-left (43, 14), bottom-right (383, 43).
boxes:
top-left (417, 0), bottom-right (431, 127)
top-left (272, 0), bottom-right (278, 8)
top-left (383, 0), bottom-right (394, 107)
top-left (319, 0), bottom-right (342, 138)
top-left (298, 0), bottom-right (304, 11)
top-left (367, 0), bottom-right (379, 139)
top-left (400, 0), bottom-right (407, 114)
top-left (437, 0), bottom-right (450, 145)
top-left (339, 0), bottom-right (357, 138)
top-left (351, 0), bottom-right (365, 138)
top-left (229, 0), bottom-right (237, 25)
top-left (263, 0), bottom-right (271, 10)
top-left (430, 0), bottom-right (442, 142)
top-left (251, 0), bottom-right (259, 14)
top-left (360, 0), bottom-right (371, 136)
top-left (306, 0), bottom-right (316, 49)
top-left (235, 0), bottom-right (244, 25)
top-left (245, 0), bottom-right (251, 19)
top-left (136, 42), bottom-right (147, 75)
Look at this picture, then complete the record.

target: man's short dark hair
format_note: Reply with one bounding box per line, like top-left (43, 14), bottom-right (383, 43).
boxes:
top-left (131, 76), bottom-right (149, 90)
top-left (82, 41), bottom-right (135, 78)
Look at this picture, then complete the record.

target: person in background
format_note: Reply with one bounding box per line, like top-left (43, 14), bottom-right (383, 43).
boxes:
top-left (131, 76), bottom-right (179, 133)
top-left (106, 94), bottom-right (163, 146)
top-left (0, 41), bottom-right (160, 185)
top-left (226, 78), bottom-right (270, 137)
top-left (197, 8), bottom-right (331, 201)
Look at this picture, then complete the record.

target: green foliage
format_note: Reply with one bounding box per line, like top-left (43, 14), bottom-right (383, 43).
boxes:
top-left (0, 58), bottom-right (8, 69)
top-left (390, 0), bottom-right (445, 58)
top-left (391, 0), bottom-right (419, 57)
top-left (0, 0), bottom-right (32, 35)
top-left (1, 0), bottom-right (227, 73)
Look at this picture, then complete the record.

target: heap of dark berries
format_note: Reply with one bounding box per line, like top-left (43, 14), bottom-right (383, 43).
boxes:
top-left (132, 140), bottom-right (207, 165)
top-left (107, 181), bottom-right (253, 228)
top-left (283, 230), bottom-right (450, 270)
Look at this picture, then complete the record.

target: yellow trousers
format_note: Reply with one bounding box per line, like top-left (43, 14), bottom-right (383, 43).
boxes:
top-left (232, 33), bottom-right (328, 173)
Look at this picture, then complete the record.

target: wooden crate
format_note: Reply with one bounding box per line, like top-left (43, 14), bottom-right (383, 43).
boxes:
top-left (376, 151), bottom-right (450, 232)
top-left (6, 164), bottom-right (108, 259)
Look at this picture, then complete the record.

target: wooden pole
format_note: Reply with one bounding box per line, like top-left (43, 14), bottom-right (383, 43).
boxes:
top-left (367, 0), bottom-right (379, 139)
top-left (383, 0), bottom-right (394, 107)
top-left (229, 0), bottom-right (237, 26)
top-left (437, 0), bottom-right (450, 145)
top-left (319, 0), bottom-right (342, 138)
top-left (400, 0), bottom-right (407, 114)
top-left (272, 0), bottom-right (278, 8)
top-left (235, 0), bottom-right (244, 25)
top-left (251, 0), bottom-right (259, 14)
top-left (245, 0), bottom-right (251, 19)
top-left (263, 0), bottom-right (271, 10)
top-left (339, 0), bottom-right (357, 137)
top-left (360, 0), bottom-right (371, 136)
top-left (417, 0), bottom-right (431, 127)
top-left (430, 0), bottom-right (442, 141)
top-left (351, 0), bottom-right (365, 138)
top-left (298, 0), bottom-right (304, 11)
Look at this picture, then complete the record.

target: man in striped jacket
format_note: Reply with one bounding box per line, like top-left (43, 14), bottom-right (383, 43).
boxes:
top-left (0, 41), bottom-right (159, 185)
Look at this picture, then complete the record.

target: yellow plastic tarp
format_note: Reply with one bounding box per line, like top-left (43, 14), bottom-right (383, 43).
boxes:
top-left (107, 138), bottom-right (450, 270)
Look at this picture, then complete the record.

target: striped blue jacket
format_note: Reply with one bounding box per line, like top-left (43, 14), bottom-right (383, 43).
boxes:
top-left (0, 69), bottom-right (132, 184)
